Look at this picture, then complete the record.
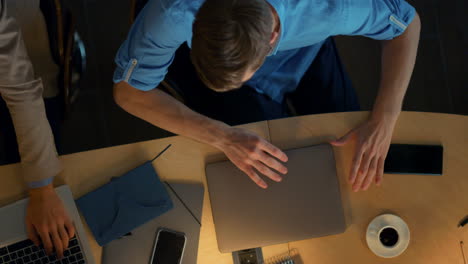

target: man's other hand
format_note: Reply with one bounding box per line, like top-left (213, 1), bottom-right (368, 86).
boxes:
top-left (219, 127), bottom-right (288, 188)
top-left (331, 115), bottom-right (396, 191)
top-left (26, 184), bottom-right (75, 259)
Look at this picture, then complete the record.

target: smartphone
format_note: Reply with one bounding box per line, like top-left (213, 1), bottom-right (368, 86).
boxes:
top-left (384, 144), bottom-right (443, 175)
top-left (150, 228), bottom-right (187, 264)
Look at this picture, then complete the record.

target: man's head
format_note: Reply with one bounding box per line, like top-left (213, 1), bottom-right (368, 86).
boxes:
top-left (191, 0), bottom-right (279, 92)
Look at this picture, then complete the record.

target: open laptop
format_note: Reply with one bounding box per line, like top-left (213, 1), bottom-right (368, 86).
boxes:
top-left (0, 185), bottom-right (96, 264)
top-left (102, 182), bottom-right (204, 264)
top-left (206, 144), bottom-right (346, 253)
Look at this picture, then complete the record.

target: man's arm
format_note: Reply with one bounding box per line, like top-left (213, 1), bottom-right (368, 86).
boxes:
top-left (332, 13), bottom-right (421, 191)
top-left (114, 81), bottom-right (288, 188)
top-left (374, 13), bottom-right (421, 122)
top-left (0, 0), bottom-right (73, 258)
top-left (113, 0), bottom-right (287, 187)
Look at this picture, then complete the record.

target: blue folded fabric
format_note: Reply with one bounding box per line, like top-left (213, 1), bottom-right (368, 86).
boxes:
top-left (76, 161), bottom-right (173, 246)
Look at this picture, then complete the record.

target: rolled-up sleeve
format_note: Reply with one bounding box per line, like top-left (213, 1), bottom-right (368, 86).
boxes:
top-left (0, 0), bottom-right (61, 187)
top-left (341, 0), bottom-right (416, 40)
top-left (113, 0), bottom-right (189, 91)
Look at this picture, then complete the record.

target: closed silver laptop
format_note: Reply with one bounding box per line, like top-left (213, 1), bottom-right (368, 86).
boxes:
top-left (206, 144), bottom-right (346, 253)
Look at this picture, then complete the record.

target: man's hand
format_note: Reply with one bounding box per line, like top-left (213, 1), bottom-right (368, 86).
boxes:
top-left (114, 83), bottom-right (288, 188)
top-left (26, 184), bottom-right (75, 259)
top-left (331, 114), bottom-right (397, 191)
top-left (218, 127), bottom-right (288, 188)
top-left (331, 12), bottom-right (420, 191)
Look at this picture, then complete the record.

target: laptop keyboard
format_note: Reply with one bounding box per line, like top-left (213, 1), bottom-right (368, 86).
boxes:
top-left (0, 237), bottom-right (86, 264)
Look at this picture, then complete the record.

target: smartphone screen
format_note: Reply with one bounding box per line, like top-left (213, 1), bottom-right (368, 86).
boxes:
top-left (384, 144), bottom-right (443, 175)
top-left (151, 229), bottom-right (186, 264)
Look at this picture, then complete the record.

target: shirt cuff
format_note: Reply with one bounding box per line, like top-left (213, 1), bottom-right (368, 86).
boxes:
top-left (27, 176), bottom-right (54, 189)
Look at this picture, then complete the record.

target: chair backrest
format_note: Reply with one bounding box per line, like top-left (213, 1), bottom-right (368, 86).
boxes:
top-left (39, 0), bottom-right (65, 66)
top-left (40, 0), bottom-right (86, 115)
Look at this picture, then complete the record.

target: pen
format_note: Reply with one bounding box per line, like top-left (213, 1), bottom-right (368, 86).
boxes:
top-left (459, 216), bottom-right (468, 228)
top-left (461, 241), bottom-right (467, 264)
top-left (151, 144), bottom-right (172, 162)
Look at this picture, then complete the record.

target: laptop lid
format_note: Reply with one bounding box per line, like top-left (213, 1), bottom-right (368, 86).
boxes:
top-left (0, 185), bottom-right (96, 264)
top-left (102, 182), bottom-right (204, 264)
top-left (206, 144), bottom-right (346, 253)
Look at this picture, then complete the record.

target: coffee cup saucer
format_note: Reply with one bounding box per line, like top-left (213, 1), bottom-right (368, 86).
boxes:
top-left (366, 214), bottom-right (410, 258)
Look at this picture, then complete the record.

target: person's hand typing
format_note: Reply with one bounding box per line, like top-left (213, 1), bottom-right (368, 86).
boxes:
top-left (26, 184), bottom-right (75, 259)
top-left (218, 127), bottom-right (288, 188)
top-left (331, 114), bottom-right (396, 191)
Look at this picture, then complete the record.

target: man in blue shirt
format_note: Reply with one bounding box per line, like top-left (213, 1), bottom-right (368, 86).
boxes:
top-left (113, 0), bottom-right (420, 192)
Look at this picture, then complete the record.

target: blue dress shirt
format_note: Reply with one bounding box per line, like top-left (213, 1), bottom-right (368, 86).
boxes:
top-left (113, 0), bottom-right (416, 103)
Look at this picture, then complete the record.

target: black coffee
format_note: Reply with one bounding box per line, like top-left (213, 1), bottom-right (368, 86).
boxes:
top-left (379, 227), bottom-right (399, 247)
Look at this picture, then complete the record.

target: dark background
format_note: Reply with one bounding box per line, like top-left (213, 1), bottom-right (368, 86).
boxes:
top-left (4, 0), bottom-right (468, 158)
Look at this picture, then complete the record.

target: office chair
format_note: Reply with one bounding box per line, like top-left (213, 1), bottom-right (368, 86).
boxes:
top-left (0, 0), bottom-right (82, 163)
top-left (40, 0), bottom-right (86, 115)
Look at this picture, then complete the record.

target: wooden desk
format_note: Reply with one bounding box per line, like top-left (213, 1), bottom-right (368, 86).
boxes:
top-left (0, 112), bottom-right (467, 264)
top-left (268, 112), bottom-right (468, 264)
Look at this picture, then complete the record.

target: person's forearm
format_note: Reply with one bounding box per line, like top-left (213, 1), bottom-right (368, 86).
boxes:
top-left (114, 82), bottom-right (230, 148)
top-left (114, 82), bottom-right (289, 189)
top-left (0, 1), bottom-right (60, 185)
top-left (372, 13), bottom-right (421, 122)
top-left (2, 80), bottom-right (62, 184)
